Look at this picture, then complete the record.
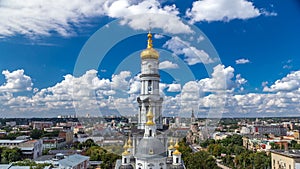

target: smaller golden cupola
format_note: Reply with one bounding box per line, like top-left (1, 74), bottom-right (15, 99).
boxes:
top-left (168, 138), bottom-right (175, 150)
top-left (145, 106), bottom-right (155, 126)
top-left (127, 137), bottom-right (133, 149)
top-left (173, 140), bottom-right (182, 155)
top-left (122, 142), bottom-right (130, 156)
top-left (140, 32), bottom-right (159, 60)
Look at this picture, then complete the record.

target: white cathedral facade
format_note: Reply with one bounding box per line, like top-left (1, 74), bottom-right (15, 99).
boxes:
top-left (115, 32), bottom-right (185, 169)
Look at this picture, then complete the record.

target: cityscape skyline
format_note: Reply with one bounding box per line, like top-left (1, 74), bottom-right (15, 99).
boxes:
top-left (0, 0), bottom-right (300, 118)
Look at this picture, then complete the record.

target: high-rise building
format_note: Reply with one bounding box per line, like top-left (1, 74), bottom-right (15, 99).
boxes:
top-left (137, 32), bottom-right (163, 130)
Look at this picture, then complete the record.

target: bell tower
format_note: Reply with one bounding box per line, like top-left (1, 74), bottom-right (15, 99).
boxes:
top-left (137, 32), bottom-right (163, 129)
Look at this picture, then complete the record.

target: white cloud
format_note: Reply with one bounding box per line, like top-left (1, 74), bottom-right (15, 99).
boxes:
top-left (159, 61), bottom-right (178, 69)
top-left (263, 70), bottom-right (300, 92)
top-left (197, 35), bottom-right (205, 43)
top-left (235, 58), bottom-right (250, 64)
top-left (0, 0), bottom-right (105, 38)
top-left (154, 34), bottom-right (164, 39)
top-left (167, 84), bottom-right (181, 92)
top-left (186, 0), bottom-right (261, 23)
top-left (2, 68), bottom-right (300, 117)
top-left (111, 71), bottom-right (131, 91)
top-left (199, 64), bottom-right (246, 92)
top-left (128, 74), bottom-right (141, 94)
top-left (163, 36), bottom-right (214, 65)
top-left (0, 0), bottom-right (192, 38)
top-left (0, 69), bottom-right (33, 92)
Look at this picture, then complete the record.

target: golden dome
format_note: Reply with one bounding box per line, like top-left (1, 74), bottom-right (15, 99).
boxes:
top-left (146, 107), bottom-right (155, 126)
top-left (140, 32), bottom-right (159, 60)
top-left (122, 150), bottom-right (130, 156)
top-left (168, 138), bottom-right (175, 150)
top-left (122, 142), bottom-right (130, 156)
top-left (173, 140), bottom-right (181, 155)
top-left (168, 144), bottom-right (174, 150)
top-left (173, 140), bottom-right (182, 155)
top-left (173, 149), bottom-right (181, 155)
top-left (174, 141), bottom-right (180, 149)
top-left (127, 137), bottom-right (132, 146)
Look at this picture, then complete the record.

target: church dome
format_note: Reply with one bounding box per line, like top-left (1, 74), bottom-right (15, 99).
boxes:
top-left (140, 32), bottom-right (159, 60)
top-left (141, 48), bottom-right (159, 60)
top-left (135, 137), bottom-right (166, 159)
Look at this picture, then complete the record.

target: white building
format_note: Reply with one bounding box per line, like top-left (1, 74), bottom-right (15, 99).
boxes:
top-left (19, 139), bottom-right (43, 159)
top-left (0, 139), bottom-right (43, 159)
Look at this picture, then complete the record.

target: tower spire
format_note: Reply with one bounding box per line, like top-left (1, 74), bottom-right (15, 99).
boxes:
top-left (147, 31), bottom-right (153, 49)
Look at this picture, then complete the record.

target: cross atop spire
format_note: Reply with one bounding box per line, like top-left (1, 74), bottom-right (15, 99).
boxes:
top-left (147, 18), bottom-right (153, 49)
top-left (147, 31), bottom-right (153, 49)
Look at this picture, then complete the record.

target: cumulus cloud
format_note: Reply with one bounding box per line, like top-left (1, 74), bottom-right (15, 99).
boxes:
top-left (186, 0), bottom-right (261, 23)
top-left (154, 34), bottom-right (164, 39)
top-left (163, 36), bottom-right (214, 65)
top-left (0, 0), bottom-right (105, 38)
top-left (2, 68), bottom-right (300, 117)
top-left (159, 61), bottom-right (178, 69)
top-left (263, 70), bottom-right (300, 92)
top-left (199, 64), bottom-right (246, 92)
top-left (0, 69), bottom-right (33, 92)
top-left (236, 58), bottom-right (250, 64)
top-left (167, 83), bottom-right (181, 92)
top-left (0, 0), bottom-right (192, 38)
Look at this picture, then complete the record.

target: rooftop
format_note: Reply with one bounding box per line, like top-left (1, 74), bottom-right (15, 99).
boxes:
top-left (0, 140), bottom-right (26, 144)
top-left (271, 150), bottom-right (300, 158)
top-left (59, 154), bottom-right (89, 167)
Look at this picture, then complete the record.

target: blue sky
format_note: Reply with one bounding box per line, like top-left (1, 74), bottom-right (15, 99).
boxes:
top-left (0, 0), bottom-right (300, 118)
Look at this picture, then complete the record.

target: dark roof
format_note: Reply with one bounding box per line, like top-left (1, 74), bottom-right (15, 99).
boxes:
top-left (119, 164), bottom-right (134, 169)
top-left (271, 150), bottom-right (300, 158)
top-left (169, 164), bottom-right (185, 169)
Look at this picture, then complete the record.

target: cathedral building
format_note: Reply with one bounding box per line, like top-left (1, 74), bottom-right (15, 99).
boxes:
top-left (115, 32), bottom-right (186, 169)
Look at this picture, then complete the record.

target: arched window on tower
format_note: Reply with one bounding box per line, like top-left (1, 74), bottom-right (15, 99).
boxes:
top-left (148, 80), bottom-right (152, 93)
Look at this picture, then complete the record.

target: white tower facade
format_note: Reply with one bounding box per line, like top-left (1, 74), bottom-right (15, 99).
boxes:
top-left (137, 32), bottom-right (163, 129)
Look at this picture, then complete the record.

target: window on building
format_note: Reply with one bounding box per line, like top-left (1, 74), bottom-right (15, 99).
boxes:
top-left (149, 130), bottom-right (152, 137)
top-left (124, 158), bottom-right (127, 164)
top-left (176, 158), bottom-right (179, 163)
top-left (148, 81), bottom-right (152, 92)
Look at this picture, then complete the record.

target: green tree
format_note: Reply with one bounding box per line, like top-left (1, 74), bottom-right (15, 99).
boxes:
top-left (82, 138), bottom-right (97, 149)
top-left (30, 129), bottom-right (44, 139)
top-left (294, 144), bottom-right (300, 149)
top-left (270, 142), bottom-right (280, 149)
top-left (1, 147), bottom-right (22, 163)
top-left (85, 145), bottom-right (120, 169)
top-left (185, 151), bottom-right (219, 169)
